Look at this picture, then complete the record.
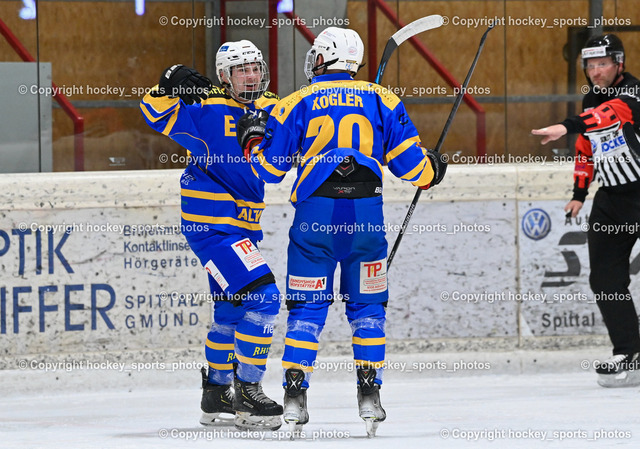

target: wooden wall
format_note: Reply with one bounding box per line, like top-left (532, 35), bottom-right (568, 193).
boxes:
top-left (350, 0), bottom-right (640, 161)
top-left (1, 0), bottom-right (640, 170)
top-left (1, 1), bottom-right (207, 171)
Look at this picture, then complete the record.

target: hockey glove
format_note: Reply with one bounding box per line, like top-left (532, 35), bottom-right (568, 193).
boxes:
top-left (154, 64), bottom-right (212, 105)
top-left (420, 148), bottom-right (448, 190)
top-left (237, 109), bottom-right (269, 161)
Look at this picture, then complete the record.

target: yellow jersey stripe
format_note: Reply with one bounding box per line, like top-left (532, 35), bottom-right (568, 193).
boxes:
top-left (411, 161), bottom-right (435, 187)
top-left (141, 91), bottom-right (180, 116)
top-left (181, 212), bottom-right (261, 231)
top-left (285, 338), bottom-right (319, 351)
top-left (181, 189), bottom-right (265, 209)
top-left (254, 95), bottom-right (280, 109)
top-left (140, 102), bottom-right (163, 123)
top-left (291, 160), bottom-right (317, 204)
top-left (372, 158), bottom-right (385, 181)
top-left (401, 156), bottom-right (429, 181)
top-left (170, 132), bottom-right (212, 168)
top-left (162, 109), bottom-right (179, 135)
top-left (255, 149), bottom-right (287, 177)
top-left (201, 96), bottom-right (245, 108)
top-left (385, 136), bottom-right (421, 164)
top-left (201, 90), bottom-right (278, 108)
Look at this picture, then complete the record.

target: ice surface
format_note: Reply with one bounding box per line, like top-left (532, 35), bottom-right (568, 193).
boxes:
top-left (2, 350), bottom-right (639, 448)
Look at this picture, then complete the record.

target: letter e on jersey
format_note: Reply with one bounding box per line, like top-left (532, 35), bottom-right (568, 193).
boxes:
top-left (231, 238), bottom-right (267, 271)
top-left (360, 259), bottom-right (387, 294)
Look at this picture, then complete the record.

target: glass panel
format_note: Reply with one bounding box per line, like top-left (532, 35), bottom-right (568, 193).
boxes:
top-left (2, 1), bottom-right (640, 172)
top-left (0, 1), bottom-right (44, 172)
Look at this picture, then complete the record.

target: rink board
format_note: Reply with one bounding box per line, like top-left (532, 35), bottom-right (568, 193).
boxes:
top-left (1, 163), bottom-right (633, 367)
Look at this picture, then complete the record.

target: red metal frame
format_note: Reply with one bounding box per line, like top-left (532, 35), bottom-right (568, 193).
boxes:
top-left (0, 18), bottom-right (85, 171)
top-left (220, 0), bottom-right (226, 42)
top-left (219, 0), bottom-right (315, 93)
top-left (367, 0), bottom-right (487, 157)
top-left (225, 0), bottom-right (488, 157)
top-left (268, 0), bottom-right (279, 93)
top-left (282, 11), bottom-right (316, 44)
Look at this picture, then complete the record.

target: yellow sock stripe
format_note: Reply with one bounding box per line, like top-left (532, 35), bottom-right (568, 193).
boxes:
top-left (205, 340), bottom-right (235, 351)
top-left (282, 360), bottom-right (314, 373)
top-left (285, 337), bottom-right (319, 351)
top-left (208, 361), bottom-right (234, 370)
top-left (352, 337), bottom-right (386, 346)
top-left (235, 331), bottom-right (273, 345)
top-left (236, 354), bottom-right (268, 366)
top-left (354, 360), bottom-right (385, 369)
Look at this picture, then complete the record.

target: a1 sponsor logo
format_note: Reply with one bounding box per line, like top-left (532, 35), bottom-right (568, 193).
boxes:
top-left (288, 275), bottom-right (327, 291)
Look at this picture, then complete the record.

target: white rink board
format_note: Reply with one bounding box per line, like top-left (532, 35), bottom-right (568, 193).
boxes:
top-left (0, 164), bottom-right (622, 367)
top-left (518, 199), bottom-right (640, 337)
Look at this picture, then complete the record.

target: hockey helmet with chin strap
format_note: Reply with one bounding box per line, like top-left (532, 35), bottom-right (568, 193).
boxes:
top-left (216, 40), bottom-right (270, 102)
top-left (304, 27), bottom-right (364, 81)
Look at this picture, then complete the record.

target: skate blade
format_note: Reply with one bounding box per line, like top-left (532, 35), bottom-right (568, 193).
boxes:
top-left (597, 370), bottom-right (640, 388)
top-left (364, 418), bottom-right (380, 438)
top-left (199, 411), bottom-right (235, 426)
top-left (234, 411), bottom-right (282, 431)
top-left (359, 407), bottom-right (386, 422)
top-left (286, 420), bottom-right (305, 440)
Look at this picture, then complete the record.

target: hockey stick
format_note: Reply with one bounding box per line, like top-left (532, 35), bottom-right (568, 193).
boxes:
top-left (622, 122), bottom-right (640, 163)
top-left (375, 14), bottom-right (445, 84)
top-left (387, 21), bottom-right (496, 268)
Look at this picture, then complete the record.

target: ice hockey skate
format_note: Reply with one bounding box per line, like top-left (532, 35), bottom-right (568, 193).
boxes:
top-left (356, 368), bottom-right (386, 438)
top-left (233, 377), bottom-right (283, 431)
top-left (596, 353), bottom-right (640, 388)
top-left (199, 367), bottom-right (235, 426)
top-left (283, 369), bottom-right (309, 439)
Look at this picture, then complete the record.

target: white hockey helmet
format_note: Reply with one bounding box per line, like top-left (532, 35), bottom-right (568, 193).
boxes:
top-left (304, 27), bottom-right (364, 81)
top-left (216, 40), bottom-right (270, 102)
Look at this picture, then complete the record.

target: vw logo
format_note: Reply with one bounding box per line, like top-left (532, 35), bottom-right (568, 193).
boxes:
top-left (522, 208), bottom-right (551, 240)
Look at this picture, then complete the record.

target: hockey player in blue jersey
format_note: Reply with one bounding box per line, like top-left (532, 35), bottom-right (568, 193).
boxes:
top-left (237, 27), bottom-right (447, 437)
top-left (140, 40), bottom-right (283, 431)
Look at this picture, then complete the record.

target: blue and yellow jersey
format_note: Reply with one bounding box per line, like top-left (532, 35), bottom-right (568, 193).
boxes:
top-left (250, 73), bottom-right (434, 205)
top-left (140, 86), bottom-right (279, 240)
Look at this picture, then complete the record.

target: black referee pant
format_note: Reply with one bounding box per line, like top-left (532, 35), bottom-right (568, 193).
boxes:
top-left (588, 188), bottom-right (640, 355)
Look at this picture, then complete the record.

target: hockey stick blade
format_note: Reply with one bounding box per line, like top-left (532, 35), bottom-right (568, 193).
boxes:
top-left (375, 14), bottom-right (444, 84)
top-left (387, 21), bottom-right (495, 268)
top-left (622, 122), bottom-right (640, 163)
